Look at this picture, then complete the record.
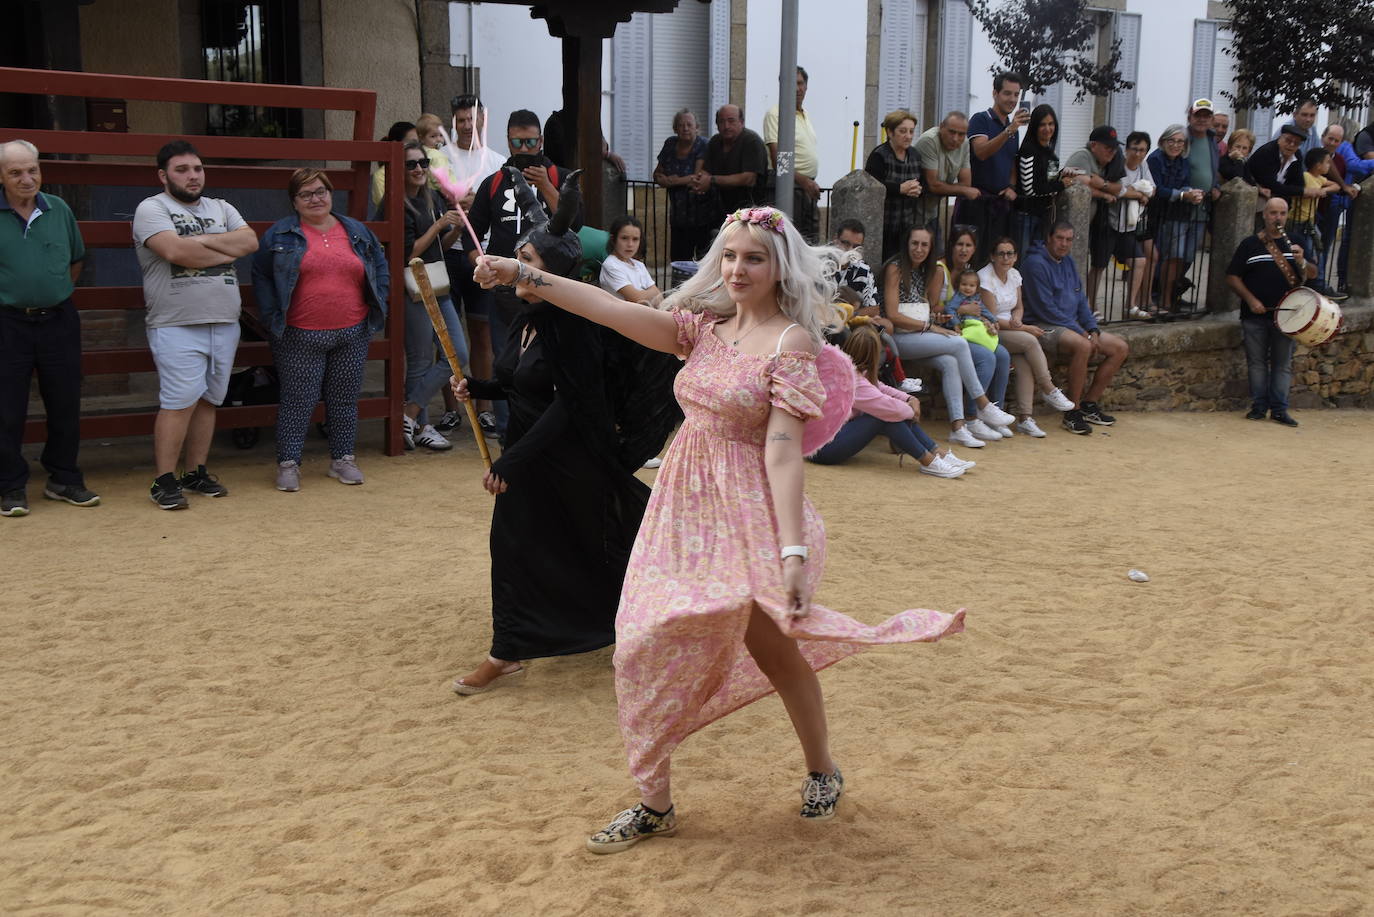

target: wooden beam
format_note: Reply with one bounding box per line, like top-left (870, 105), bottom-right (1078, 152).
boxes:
top-left (577, 38), bottom-right (605, 227)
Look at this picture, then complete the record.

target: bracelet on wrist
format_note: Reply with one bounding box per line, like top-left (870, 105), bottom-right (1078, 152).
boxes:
top-left (780, 545), bottom-right (808, 563)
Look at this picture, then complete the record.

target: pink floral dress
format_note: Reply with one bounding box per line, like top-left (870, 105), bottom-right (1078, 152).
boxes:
top-left (614, 310), bottom-right (965, 797)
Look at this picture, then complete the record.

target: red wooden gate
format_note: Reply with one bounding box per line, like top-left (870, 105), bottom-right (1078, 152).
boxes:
top-left (1, 66), bottom-right (408, 455)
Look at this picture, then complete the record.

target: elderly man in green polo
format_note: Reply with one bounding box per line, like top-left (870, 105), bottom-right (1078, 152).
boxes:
top-left (0, 139), bottom-right (97, 517)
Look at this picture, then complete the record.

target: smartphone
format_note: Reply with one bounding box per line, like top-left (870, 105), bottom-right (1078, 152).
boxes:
top-left (510, 153), bottom-right (542, 171)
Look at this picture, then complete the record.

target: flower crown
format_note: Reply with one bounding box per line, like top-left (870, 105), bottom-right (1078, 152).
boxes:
top-left (725, 207), bottom-right (786, 234)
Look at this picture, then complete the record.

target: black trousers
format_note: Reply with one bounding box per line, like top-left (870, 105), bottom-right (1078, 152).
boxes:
top-left (0, 301), bottom-right (85, 491)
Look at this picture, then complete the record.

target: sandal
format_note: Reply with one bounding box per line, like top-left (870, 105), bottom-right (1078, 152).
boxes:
top-left (452, 657), bottom-right (526, 695)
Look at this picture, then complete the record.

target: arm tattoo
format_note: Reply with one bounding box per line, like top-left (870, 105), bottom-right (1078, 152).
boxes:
top-left (514, 261), bottom-right (553, 288)
top-left (768, 432), bottom-right (792, 441)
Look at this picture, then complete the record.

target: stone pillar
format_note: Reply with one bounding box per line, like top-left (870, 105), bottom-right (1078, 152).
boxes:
top-left (1348, 174), bottom-right (1374, 300)
top-left (1207, 177), bottom-right (1260, 313)
top-left (1059, 183), bottom-right (1094, 290)
top-left (828, 170), bottom-right (886, 261)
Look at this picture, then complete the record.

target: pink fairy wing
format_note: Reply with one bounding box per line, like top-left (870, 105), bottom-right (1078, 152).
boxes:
top-left (802, 343), bottom-right (856, 457)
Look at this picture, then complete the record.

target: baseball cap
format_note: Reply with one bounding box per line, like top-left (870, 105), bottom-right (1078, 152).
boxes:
top-left (1191, 98), bottom-right (1215, 113)
top-left (1088, 125), bottom-right (1118, 145)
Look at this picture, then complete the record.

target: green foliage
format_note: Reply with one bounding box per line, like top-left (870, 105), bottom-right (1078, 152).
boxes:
top-left (1225, 0), bottom-right (1374, 113)
top-left (966, 0), bottom-right (1133, 101)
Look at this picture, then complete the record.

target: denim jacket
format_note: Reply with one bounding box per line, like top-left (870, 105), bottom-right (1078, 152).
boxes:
top-left (252, 213), bottom-right (389, 340)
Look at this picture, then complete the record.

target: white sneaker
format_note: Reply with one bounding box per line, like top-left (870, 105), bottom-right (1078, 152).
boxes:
top-left (402, 414), bottom-right (418, 451)
top-left (898, 378), bottom-right (923, 394)
top-left (642, 457), bottom-right (663, 469)
top-left (1016, 417), bottom-right (1048, 438)
top-left (965, 418), bottom-right (1003, 441)
top-left (414, 424), bottom-right (453, 451)
top-left (949, 426), bottom-right (986, 449)
top-left (943, 450), bottom-right (976, 470)
top-left (1041, 387), bottom-right (1075, 412)
top-left (992, 423), bottom-right (1014, 438)
top-left (976, 403), bottom-right (1016, 427)
top-left (919, 455), bottom-right (965, 478)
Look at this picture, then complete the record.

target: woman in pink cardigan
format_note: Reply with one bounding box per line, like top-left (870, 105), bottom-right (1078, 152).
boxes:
top-left (810, 326), bottom-right (973, 478)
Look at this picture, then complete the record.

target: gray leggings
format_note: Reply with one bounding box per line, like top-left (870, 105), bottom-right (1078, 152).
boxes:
top-left (891, 331), bottom-right (986, 422)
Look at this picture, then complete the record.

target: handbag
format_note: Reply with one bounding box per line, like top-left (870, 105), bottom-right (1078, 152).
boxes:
top-left (405, 259), bottom-right (450, 301)
top-left (897, 300), bottom-right (930, 324)
top-left (403, 193), bottom-right (452, 301)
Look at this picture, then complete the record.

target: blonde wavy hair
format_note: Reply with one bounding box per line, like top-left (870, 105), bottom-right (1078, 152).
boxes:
top-left (662, 209), bottom-right (851, 343)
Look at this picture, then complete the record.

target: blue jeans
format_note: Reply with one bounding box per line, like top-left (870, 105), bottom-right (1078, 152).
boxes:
top-left (404, 293), bottom-right (468, 426)
top-left (1316, 199), bottom-right (1349, 289)
top-left (809, 413), bottom-right (937, 465)
top-left (891, 331), bottom-right (986, 421)
top-left (965, 343), bottom-right (1010, 417)
top-left (1014, 212), bottom-right (1044, 261)
top-left (1241, 319), bottom-right (1295, 414)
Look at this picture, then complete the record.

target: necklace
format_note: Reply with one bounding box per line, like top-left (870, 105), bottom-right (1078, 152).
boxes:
top-left (730, 311), bottom-right (778, 346)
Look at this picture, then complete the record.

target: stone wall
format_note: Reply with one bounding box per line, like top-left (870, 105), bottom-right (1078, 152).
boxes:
top-left (904, 303), bottom-right (1374, 418)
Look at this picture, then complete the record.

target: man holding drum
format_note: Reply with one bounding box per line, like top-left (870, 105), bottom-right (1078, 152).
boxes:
top-left (1225, 197), bottom-right (1316, 427)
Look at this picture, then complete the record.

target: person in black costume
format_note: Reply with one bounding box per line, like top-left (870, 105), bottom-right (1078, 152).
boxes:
top-left (450, 170), bottom-right (680, 695)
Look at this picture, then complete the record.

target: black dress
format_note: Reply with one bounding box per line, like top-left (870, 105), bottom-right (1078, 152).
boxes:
top-left (466, 306), bottom-right (680, 661)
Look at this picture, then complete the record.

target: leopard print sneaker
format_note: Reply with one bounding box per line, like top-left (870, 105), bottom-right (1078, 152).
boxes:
top-left (800, 767), bottom-right (844, 820)
top-left (585, 803), bottom-right (678, 854)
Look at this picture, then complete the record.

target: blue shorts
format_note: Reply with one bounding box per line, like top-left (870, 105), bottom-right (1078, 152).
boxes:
top-left (147, 322), bottom-right (241, 409)
top-left (1157, 220), bottom-right (1205, 262)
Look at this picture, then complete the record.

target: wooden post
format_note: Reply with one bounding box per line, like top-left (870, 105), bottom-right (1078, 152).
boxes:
top-left (577, 38), bottom-right (605, 227)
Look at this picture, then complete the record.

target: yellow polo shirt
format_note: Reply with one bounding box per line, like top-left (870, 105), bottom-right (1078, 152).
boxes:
top-left (763, 105), bottom-right (819, 179)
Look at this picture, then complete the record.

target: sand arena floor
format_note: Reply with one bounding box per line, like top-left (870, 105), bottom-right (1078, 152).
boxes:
top-left (2, 410), bottom-right (1372, 916)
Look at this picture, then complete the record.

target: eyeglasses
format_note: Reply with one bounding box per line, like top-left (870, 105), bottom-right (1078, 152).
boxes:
top-left (405, 159), bottom-right (430, 170)
top-left (508, 137), bottom-right (541, 150)
top-left (1163, 138), bottom-right (1186, 145)
top-left (296, 188), bottom-right (330, 202)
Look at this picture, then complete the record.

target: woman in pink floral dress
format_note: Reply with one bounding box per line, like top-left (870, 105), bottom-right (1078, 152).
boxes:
top-left (474, 208), bottom-right (964, 854)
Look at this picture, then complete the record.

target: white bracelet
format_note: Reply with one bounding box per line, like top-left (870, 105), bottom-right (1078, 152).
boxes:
top-left (780, 545), bottom-right (809, 563)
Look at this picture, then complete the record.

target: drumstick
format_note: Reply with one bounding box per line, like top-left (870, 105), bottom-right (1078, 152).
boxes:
top-left (408, 257), bottom-right (493, 470)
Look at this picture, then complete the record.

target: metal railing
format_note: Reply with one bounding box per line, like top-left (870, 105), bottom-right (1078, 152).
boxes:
top-left (619, 179), bottom-right (833, 286)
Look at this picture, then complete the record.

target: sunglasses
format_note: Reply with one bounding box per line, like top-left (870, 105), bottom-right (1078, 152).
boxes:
top-left (994, 250), bottom-right (1016, 257)
top-left (405, 159), bottom-right (430, 170)
top-left (508, 137), bottom-right (541, 150)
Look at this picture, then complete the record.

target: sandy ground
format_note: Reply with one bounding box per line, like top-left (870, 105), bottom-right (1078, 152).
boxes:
top-left (3, 409), bottom-right (1372, 916)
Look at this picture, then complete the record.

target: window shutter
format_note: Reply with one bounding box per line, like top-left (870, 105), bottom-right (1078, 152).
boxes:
top-left (612, 14), bottom-right (654, 181)
top-left (1109, 12), bottom-right (1141, 133)
top-left (1190, 20), bottom-right (1218, 109)
top-left (912, 7), bottom-right (928, 127)
top-left (709, 0), bottom-right (730, 119)
top-left (877, 0), bottom-right (915, 119)
top-left (1043, 24), bottom-right (1096, 155)
top-left (650, 3), bottom-right (710, 181)
top-left (1211, 26), bottom-right (1238, 113)
top-left (1250, 107), bottom-right (1274, 140)
top-left (938, 0), bottom-right (973, 118)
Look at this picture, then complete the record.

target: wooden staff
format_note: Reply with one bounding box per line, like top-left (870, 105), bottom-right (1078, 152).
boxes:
top-left (408, 257), bottom-right (493, 469)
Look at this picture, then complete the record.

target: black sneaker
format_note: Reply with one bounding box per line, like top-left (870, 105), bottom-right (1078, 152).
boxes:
top-left (180, 466), bottom-right (229, 497)
top-left (1271, 411), bottom-right (1299, 427)
top-left (1, 489), bottom-right (29, 517)
top-left (800, 767), bottom-right (844, 820)
top-left (150, 474), bottom-right (189, 510)
top-left (1062, 410), bottom-right (1092, 435)
top-left (1079, 401), bottom-right (1116, 426)
top-left (435, 410), bottom-right (463, 433)
top-left (477, 411), bottom-right (499, 439)
top-left (43, 482), bottom-right (100, 506)
top-left (1245, 407), bottom-right (1267, 421)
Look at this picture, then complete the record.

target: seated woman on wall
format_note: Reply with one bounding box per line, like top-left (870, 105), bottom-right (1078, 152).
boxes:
top-left (600, 216), bottom-right (663, 305)
top-left (926, 226), bottom-right (1013, 443)
top-left (880, 226), bottom-right (1015, 451)
top-left (977, 236), bottom-right (1075, 438)
top-left (809, 326), bottom-right (971, 478)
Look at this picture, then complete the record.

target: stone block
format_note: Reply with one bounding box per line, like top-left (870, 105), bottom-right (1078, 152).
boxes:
top-left (1349, 175), bottom-right (1374, 298)
top-left (1058, 183), bottom-right (1094, 291)
top-left (829, 169), bottom-right (887, 266)
top-left (1208, 178), bottom-right (1259, 313)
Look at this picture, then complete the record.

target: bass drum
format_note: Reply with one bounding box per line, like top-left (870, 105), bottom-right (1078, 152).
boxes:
top-left (1274, 286), bottom-right (1342, 348)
